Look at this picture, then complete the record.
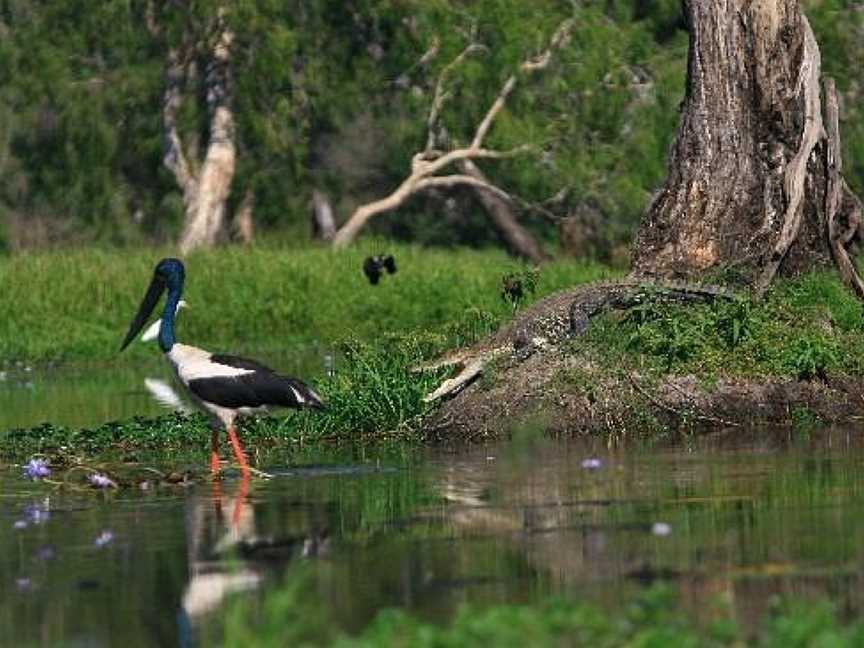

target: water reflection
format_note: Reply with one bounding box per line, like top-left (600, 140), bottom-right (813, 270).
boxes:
top-left (181, 476), bottom-right (331, 645)
top-left (144, 378), bottom-right (193, 414)
top-left (0, 347), bottom-right (329, 430)
top-left (4, 432), bottom-right (864, 644)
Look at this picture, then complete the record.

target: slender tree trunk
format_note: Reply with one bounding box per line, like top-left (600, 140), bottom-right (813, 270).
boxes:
top-left (231, 188), bottom-right (255, 244)
top-left (311, 189), bottom-right (336, 241)
top-left (178, 23), bottom-right (236, 253)
top-left (631, 0), bottom-right (861, 292)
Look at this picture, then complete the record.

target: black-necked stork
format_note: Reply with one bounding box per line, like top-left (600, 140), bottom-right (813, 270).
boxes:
top-left (362, 254), bottom-right (397, 285)
top-left (120, 258), bottom-right (325, 476)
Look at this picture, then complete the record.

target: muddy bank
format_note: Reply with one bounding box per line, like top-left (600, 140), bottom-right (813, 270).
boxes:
top-left (423, 349), bottom-right (864, 440)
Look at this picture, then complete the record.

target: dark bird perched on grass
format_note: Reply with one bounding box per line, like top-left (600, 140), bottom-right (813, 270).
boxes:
top-left (363, 254), bottom-right (397, 285)
top-left (501, 267), bottom-right (539, 311)
top-left (120, 258), bottom-right (325, 477)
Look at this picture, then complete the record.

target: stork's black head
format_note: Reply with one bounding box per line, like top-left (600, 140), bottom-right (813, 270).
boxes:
top-left (120, 258), bottom-right (186, 351)
top-left (155, 257), bottom-right (185, 290)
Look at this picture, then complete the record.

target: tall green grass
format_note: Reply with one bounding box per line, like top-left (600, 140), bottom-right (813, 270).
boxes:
top-left (0, 241), bottom-right (613, 365)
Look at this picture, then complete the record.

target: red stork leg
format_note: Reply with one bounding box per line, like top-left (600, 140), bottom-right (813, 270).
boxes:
top-left (227, 424), bottom-right (250, 476)
top-left (232, 472), bottom-right (250, 527)
top-left (210, 429), bottom-right (222, 475)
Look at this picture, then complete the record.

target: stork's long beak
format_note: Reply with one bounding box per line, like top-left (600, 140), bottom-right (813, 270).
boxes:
top-left (120, 274), bottom-right (166, 351)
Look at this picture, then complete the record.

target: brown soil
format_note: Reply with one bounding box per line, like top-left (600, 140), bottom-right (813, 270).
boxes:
top-left (422, 349), bottom-right (864, 441)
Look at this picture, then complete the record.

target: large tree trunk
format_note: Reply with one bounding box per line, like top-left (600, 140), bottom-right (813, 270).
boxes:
top-left (631, 0), bottom-right (861, 292)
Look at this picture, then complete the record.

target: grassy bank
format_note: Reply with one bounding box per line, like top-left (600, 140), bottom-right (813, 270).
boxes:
top-left (220, 580), bottom-right (864, 646)
top-left (0, 241), bottom-right (612, 366)
top-left (4, 243), bottom-right (864, 455)
top-left (578, 272), bottom-right (864, 380)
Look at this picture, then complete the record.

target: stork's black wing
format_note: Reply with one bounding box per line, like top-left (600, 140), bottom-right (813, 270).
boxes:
top-left (189, 353), bottom-right (326, 410)
top-left (188, 371), bottom-right (325, 410)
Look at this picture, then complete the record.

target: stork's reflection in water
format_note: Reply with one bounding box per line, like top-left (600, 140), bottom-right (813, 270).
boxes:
top-left (178, 476), bottom-right (330, 646)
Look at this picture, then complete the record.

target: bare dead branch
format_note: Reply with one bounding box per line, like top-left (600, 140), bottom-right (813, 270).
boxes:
top-left (145, 0), bottom-right (161, 37)
top-left (311, 189), bottom-right (336, 241)
top-left (416, 173), bottom-right (514, 199)
top-left (520, 20), bottom-right (574, 73)
top-left (426, 43), bottom-right (487, 152)
top-left (471, 76), bottom-right (518, 149)
top-left (332, 17), bottom-right (574, 250)
top-left (419, 36), bottom-right (441, 67)
top-left (472, 19), bottom-right (574, 150)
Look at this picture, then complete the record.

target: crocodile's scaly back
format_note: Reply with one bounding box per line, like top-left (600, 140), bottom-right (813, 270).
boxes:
top-left (419, 278), bottom-right (737, 401)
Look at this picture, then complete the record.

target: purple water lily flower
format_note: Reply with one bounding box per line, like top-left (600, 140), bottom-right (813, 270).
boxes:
top-left (23, 458), bottom-right (51, 480)
top-left (89, 473), bottom-right (116, 489)
top-left (94, 530), bottom-right (114, 548)
top-left (581, 458), bottom-right (603, 470)
top-left (15, 577), bottom-right (32, 592)
top-left (13, 520), bottom-right (27, 530)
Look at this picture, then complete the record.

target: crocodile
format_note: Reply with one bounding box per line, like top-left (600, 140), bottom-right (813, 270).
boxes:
top-left (416, 279), bottom-right (736, 402)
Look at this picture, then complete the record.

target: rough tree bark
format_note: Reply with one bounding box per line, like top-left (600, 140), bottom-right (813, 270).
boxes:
top-left (631, 0), bottom-right (863, 295)
top-left (152, 8), bottom-right (238, 254)
top-left (331, 21), bottom-right (573, 263)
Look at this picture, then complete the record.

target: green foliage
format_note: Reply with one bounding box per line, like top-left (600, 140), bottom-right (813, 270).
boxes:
top-left (782, 335), bottom-right (841, 381)
top-left (627, 311), bottom-right (700, 368)
top-left (220, 579), bottom-right (864, 647)
top-left (2, 2), bottom-right (861, 251)
top-left (289, 333), bottom-right (444, 442)
top-left (500, 266), bottom-right (540, 311)
top-left (586, 273), bottom-right (864, 381)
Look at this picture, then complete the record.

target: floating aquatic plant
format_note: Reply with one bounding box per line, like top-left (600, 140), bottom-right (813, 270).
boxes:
top-left (23, 458), bottom-right (51, 480)
top-left (23, 503), bottom-right (50, 525)
top-left (652, 522), bottom-right (672, 536)
top-left (89, 473), bottom-right (117, 489)
top-left (94, 530), bottom-right (114, 548)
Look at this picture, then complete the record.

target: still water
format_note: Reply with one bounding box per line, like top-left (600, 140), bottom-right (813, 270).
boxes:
top-left (3, 429), bottom-right (864, 646)
top-left (0, 349), bottom-right (331, 431)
